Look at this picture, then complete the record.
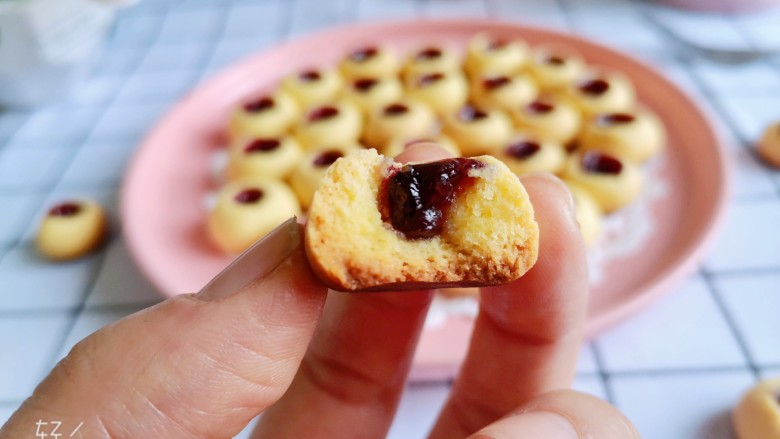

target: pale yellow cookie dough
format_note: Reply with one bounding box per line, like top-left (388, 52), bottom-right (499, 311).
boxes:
top-left (208, 178), bottom-right (301, 253)
top-left (561, 150), bottom-right (643, 213)
top-left (363, 98), bottom-right (437, 150)
top-left (464, 33), bottom-right (528, 77)
top-left (562, 180), bottom-right (603, 246)
top-left (228, 90), bottom-right (300, 140)
top-left (383, 135), bottom-right (461, 158)
top-left (405, 71), bottom-right (469, 116)
top-left (37, 200), bottom-right (107, 261)
top-left (443, 104), bottom-right (513, 157)
top-left (340, 45), bottom-right (400, 80)
top-left (281, 68), bottom-right (343, 109)
top-left (226, 136), bottom-right (303, 180)
top-left (733, 378), bottom-right (780, 439)
top-left (496, 134), bottom-right (566, 176)
top-left (343, 76), bottom-right (404, 115)
top-left (289, 145), bottom-right (361, 209)
top-left (758, 121), bottom-right (780, 168)
top-left (527, 44), bottom-right (586, 91)
top-left (580, 110), bottom-right (666, 163)
top-left (566, 69), bottom-right (636, 116)
top-left (294, 101), bottom-right (363, 150)
top-left (403, 46), bottom-right (461, 77)
top-left (471, 73), bottom-right (539, 113)
top-left (510, 97), bottom-right (582, 145)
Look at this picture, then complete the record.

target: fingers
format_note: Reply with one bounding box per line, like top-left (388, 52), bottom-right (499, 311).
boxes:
top-left (1, 220), bottom-right (328, 439)
top-left (253, 143), bottom-right (452, 438)
top-left (467, 390), bottom-right (640, 439)
top-left (430, 173), bottom-right (589, 438)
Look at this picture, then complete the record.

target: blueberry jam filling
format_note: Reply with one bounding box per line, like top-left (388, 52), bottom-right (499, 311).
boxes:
top-left (235, 188), bottom-right (264, 204)
top-left (308, 106), bottom-right (339, 122)
top-left (384, 103), bottom-right (409, 116)
top-left (582, 151), bottom-right (623, 175)
top-left (579, 79), bottom-right (610, 96)
top-left (299, 70), bottom-right (321, 82)
top-left (506, 141), bottom-right (541, 160)
top-left (599, 113), bottom-right (635, 126)
top-left (244, 97), bottom-right (274, 113)
top-left (380, 158), bottom-right (484, 240)
top-left (417, 48), bottom-right (442, 60)
top-left (49, 203), bottom-right (81, 217)
top-left (526, 101), bottom-right (554, 114)
top-left (354, 78), bottom-right (379, 92)
top-left (350, 47), bottom-right (378, 62)
top-left (483, 76), bottom-right (511, 90)
top-left (313, 150), bottom-right (343, 167)
top-left (458, 104), bottom-right (488, 122)
top-left (418, 73), bottom-right (445, 87)
top-left (245, 139), bottom-right (281, 153)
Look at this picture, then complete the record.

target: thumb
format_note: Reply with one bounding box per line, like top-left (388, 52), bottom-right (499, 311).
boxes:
top-left (1, 219), bottom-right (328, 439)
top-left (466, 390), bottom-right (640, 439)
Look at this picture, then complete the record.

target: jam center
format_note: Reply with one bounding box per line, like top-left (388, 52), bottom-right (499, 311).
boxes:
top-left (417, 48), bottom-right (442, 60)
top-left (599, 113), bottom-right (636, 126)
top-left (350, 47), bottom-right (377, 62)
top-left (384, 103), bottom-right (409, 116)
top-left (459, 105), bottom-right (488, 122)
top-left (580, 79), bottom-right (610, 96)
top-left (244, 97), bottom-right (274, 113)
top-left (527, 101), bottom-right (554, 114)
top-left (380, 158), bottom-right (484, 240)
top-left (313, 150), bottom-right (343, 167)
top-left (245, 139), bottom-right (281, 153)
top-left (582, 151), bottom-right (623, 175)
top-left (545, 55), bottom-right (566, 65)
top-left (483, 76), bottom-right (511, 90)
top-left (419, 73), bottom-right (444, 87)
top-left (354, 78), bottom-right (379, 92)
top-left (235, 188), bottom-right (264, 204)
top-left (487, 39), bottom-right (508, 50)
top-left (309, 106), bottom-right (339, 122)
top-left (299, 70), bottom-right (321, 82)
top-left (506, 141), bottom-right (541, 159)
top-left (49, 203), bottom-right (81, 217)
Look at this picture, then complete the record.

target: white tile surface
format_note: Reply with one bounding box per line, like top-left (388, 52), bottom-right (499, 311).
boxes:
top-left (491, 0), bottom-right (569, 29)
top-left (596, 275), bottom-right (746, 371)
top-left (705, 201), bottom-right (780, 271)
top-left (388, 384), bottom-right (450, 439)
top-left (0, 194), bottom-right (43, 247)
top-left (0, 314), bottom-right (71, 400)
top-left (223, 2), bottom-right (285, 41)
top-left (0, 147), bottom-right (72, 191)
top-left (88, 103), bottom-right (170, 142)
top-left (289, 0), bottom-right (355, 37)
top-left (576, 343), bottom-right (600, 374)
top-left (0, 112), bottom-right (31, 140)
top-left (357, 0), bottom-right (418, 20)
top-left (714, 273), bottom-right (780, 366)
top-left (734, 8), bottom-right (780, 48)
top-left (70, 76), bottom-right (128, 106)
top-left (137, 43), bottom-right (212, 73)
top-left (12, 107), bottom-right (101, 144)
top-left (156, 9), bottom-right (225, 46)
top-left (692, 61), bottom-right (780, 96)
top-left (59, 144), bottom-right (136, 187)
top-left (114, 70), bottom-right (198, 104)
top-left (421, 0), bottom-right (488, 18)
top-left (91, 47), bottom-right (146, 77)
top-left (726, 147), bottom-right (779, 200)
top-left (611, 371), bottom-right (754, 439)
top-left (109, 14), bottom-right (164, 48)
top-left (0, 405), bottom-right (17, 427)
top-left (718, 94), bottom-right (780, 142)
top-left (573, 374), bottom-right (608, 400)
top-left (84, 239), bottom-right (163, 307)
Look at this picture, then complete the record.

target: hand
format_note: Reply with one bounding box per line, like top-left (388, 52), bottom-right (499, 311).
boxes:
top-left (0, 144), bottom-right (639, 439)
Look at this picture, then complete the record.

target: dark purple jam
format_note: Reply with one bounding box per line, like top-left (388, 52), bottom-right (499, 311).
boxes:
top-left (313, 150), bottom-right (343, 167)
top-left (380, 158), bottom-right (484, 240)
top-left (487, 39), bottom-right (508, 50)
top-left (545, 55), bottom-right (566, 65)
top-left (526, 101), bottom-right (554, 114)
top-left (384, 103), bottom-right (409, 116)
top-left (458, 104), bottom-right (488, 122)
top-left (299, 70), bottom-right (321, 82)
top-left (417, 47), bottom-right (442, 60)
top-left (354, 78), bottom-right (379, 92)
top-left (235, 188), bottom-right (264, 204)
top-left (599, 113), bottom-right (635, 126)
top-left (244, 97), bottom-right (274, 113)
top-left (245, 139), bottom-right (281, 153)
top-left (506, 141), bottom-right (541, 160)
top-left (418, 73), bottom-right (445, 87)
top-left (483, 76), bottom-right (511, 90)
top-left (350, 47), bottom-right (378, 62)
top-left (308, 106), bottom-right (339, 122)
top-left (49, 203), bottom-right (81, 217)
top-left (579, 79), bottom-right (610, 96)
top-left (582, 151), bottom-right (623, 175)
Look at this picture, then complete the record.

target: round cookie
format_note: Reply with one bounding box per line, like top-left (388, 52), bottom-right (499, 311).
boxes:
top-left (363, 98), bottom-right (437, 150)
top-left (208, 178), bottom-right (301, 253)
top-left (343, 76), bottom-right (404, 115)
top-left (294, 101), bottom-right (363, 150)
top-left (563, 180), bottom-right (603, 246)
top-left (340, 45), bottom-right (400, 80)
top-left (464, 33), bottom-right (528, 77)
top-left (228, 90), bottom-right (300, 140)
top-left (383, 135), bottom-right (461, 158)
top-left (561, 150), bottom-right (643, 213)
top-left (496, 134), bottom-right (566, 176)
top-left (567, 69), bottom-right (636, 116)
top-left (443, 103), bottom-right (513, 157)
top-left (226, 136), bottom-right (303, 180)
top-left (511, 97), bottom-right (582, 145)
top-left (289, 145), bottom-right (361, 209)
top-left (37, 200), bottom-right (108, 261)
top-left (405, 71), bottom-right (469, 116)
top-left (471, 73), bottom-right (539, 113)
top-left (527, 44), bottom-right (586, 91)
top-left (580, 110), bottom-right (666, 163)
top-left (733, 378), bottom-right (780, 439)
top-left (281, 68), bottom-right (343, 109)
top-left (403, 46), bottom-right (461, 77)
top-left (757, 121), bottom-right (780, 168)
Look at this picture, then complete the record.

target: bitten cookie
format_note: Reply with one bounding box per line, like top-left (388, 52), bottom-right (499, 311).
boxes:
top-left (37, 200), bottom-right (107, 261)
top-left (562, 150), bottom-right (643, 213)
top-left (229, 91), bottom-right (300, 140)
top-left (757, 121), bottom-right (780, 168)
top-left (580, 110), bottom-right (666, 163)
top-left (305, 149), bottom-right (539, 291)
top-left (733, 378), bottom-right (780, 439)
top-left (281, 68), bottom-right (343, 109)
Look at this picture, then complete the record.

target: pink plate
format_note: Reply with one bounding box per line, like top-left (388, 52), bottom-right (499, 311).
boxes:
top-left (121, 19), bottom-right (729, 381)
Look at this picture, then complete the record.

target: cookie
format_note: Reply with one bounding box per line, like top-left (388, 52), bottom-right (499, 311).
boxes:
top-left (561, 150), bottom-right (643, 213)
top-left (580, 110), bottom-right (666, 163)
top-left (363, 98), bottom-right (437, 150)
top-left (403, 45), bottom-right (461, 77)
top-left (510, 97), bottom-right (582, 145)
top-left (305, 149), bottom-right (539, 291)
top-left (471, 73), bottom-right (539, 113)
top-left (289, 145), bottom-right (362, 209)
top-left (527, 44), bottom-right (586, 91)
top-left (496, 134), bottom-right (566, 176)
top-left (562, 180), bottom-right (603, 246)
top-left (464, 33), bottom-right (528, 77)
top-left (757, 121), bottom-right (780, 168)
top-left (405, 71), bottom-right (469, 116)
top-left (37, 200), bottom-right (107, 261)
top-left (228, 90), bottom-right (300, 140)
top-left (294, 101), bottom-right (363, 150)
top-left (226, 136), bottom-right (303, 180)
top-left (567, 69), bottom-right (636, 116)
top-left (442, 103), bottom-right (513, 157)
top-left (343, 76), bottom-right (404, 115)
top-left (281, 68), bottom-right (343, 109)
top-left (340, 45), bottom-right (400, 80)
top-left (733, 378), bottom-right (780, 439)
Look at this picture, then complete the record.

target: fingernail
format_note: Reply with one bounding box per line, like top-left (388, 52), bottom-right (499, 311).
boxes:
top-left (473, 411), bottom-right (579, 439)
top-left (197, 217), bottom-right (301, 301)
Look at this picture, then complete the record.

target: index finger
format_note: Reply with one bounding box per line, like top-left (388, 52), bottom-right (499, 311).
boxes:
top-left (429, 173), bottom-right (589, 438)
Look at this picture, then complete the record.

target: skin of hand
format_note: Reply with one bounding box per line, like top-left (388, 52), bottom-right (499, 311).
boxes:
top-left (0, 144), bottom-right (639, 439)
